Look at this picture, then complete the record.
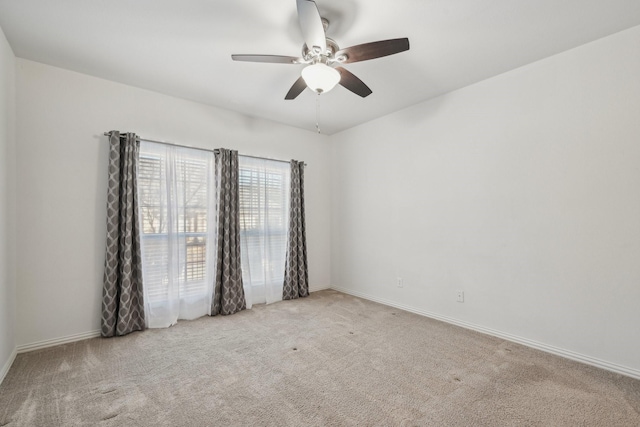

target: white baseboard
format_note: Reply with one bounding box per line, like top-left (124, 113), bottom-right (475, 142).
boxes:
top-left (16, 330), bottom-right (101, 354)
top-left (331, 286), bottom-right (640, 380)
top-left (309, 284), bottom-right (331, 293)
top-left (13, 288), bottom-right (328, 355)
top-left (0, 347), bottom-right (17, 386)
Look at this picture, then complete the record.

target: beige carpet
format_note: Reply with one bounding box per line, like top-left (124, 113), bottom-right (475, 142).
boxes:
top-left (0, 290), bottom-right (638, 426)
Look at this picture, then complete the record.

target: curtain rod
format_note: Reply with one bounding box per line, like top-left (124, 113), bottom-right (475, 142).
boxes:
top-left (103, 132), bottom-right (304, 166)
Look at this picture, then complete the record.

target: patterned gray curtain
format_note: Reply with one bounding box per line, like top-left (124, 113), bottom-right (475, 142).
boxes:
top-left (211, 148), bottom-right (246, 316)
top-left (101, 131), bottom-right (146, 337)
top-left (283, 160), bottom-right (309, 300)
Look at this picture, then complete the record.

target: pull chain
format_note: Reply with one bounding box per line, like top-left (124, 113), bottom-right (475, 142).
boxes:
top-left (315, 93), bottom-right (321, 134)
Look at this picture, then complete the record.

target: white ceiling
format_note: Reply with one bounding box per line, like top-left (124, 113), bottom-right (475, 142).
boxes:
top-left (1, 0), bottom-right (640, 135)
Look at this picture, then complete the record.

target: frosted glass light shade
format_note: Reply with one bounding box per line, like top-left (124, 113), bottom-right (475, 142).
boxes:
top-left (301, 63), bottom-right (340, 94)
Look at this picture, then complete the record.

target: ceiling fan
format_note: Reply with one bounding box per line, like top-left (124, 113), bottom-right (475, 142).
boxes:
top-left (231, 0), bottom-right (410, 100)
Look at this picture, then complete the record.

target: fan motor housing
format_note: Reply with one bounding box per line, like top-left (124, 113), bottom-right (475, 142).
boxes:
top-left (302, 37), bottom-right (339, 62)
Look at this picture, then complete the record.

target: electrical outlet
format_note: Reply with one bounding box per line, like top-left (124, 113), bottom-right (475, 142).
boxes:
top-left (457, 290), bottom-right (464, 302)
top-left (397, 278), bottom-right (403, 288)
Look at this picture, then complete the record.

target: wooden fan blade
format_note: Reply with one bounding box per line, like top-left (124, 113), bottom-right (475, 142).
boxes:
top-left (285, 76), bottom-right (308, 100)
top-left (296, 0), bottom-right (326, 53)
top-left (335, 38), bottom-right (410, 64)
top-left (231, 54), bottom-right (303, 64)
top-left (336, 67), bottom-right (372, 98)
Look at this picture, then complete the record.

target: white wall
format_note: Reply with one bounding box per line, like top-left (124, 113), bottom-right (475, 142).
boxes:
top-left (15, 59), bottom-right (331, 347)
top-left (0, 24), bottom-right (16, 380)
top-left (330, 25), bottom-right (640, 375)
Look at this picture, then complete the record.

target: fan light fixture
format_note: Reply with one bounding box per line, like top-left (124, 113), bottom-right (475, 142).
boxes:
top-left (301, 63), bottom-right (340, 94)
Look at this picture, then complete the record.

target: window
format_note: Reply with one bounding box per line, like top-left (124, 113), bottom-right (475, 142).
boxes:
top-left (138, 142), bottom-right (215, 327)
top-left (136, 143), bottom-right (291, 325)
top-left (238, 157), bottom-right (290, 306)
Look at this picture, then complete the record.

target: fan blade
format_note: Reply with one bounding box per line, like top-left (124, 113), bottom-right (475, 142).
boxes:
top-left (335, 38), bottom-right (409, 64)
top-left (296, 0), bottom-right (326, 53)
top-left (285, 76), bottom-right (308, 100)
top-left (336, 67), bottom-right (372, 98)
top-left (231, 54), bottom-right (303, 64)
